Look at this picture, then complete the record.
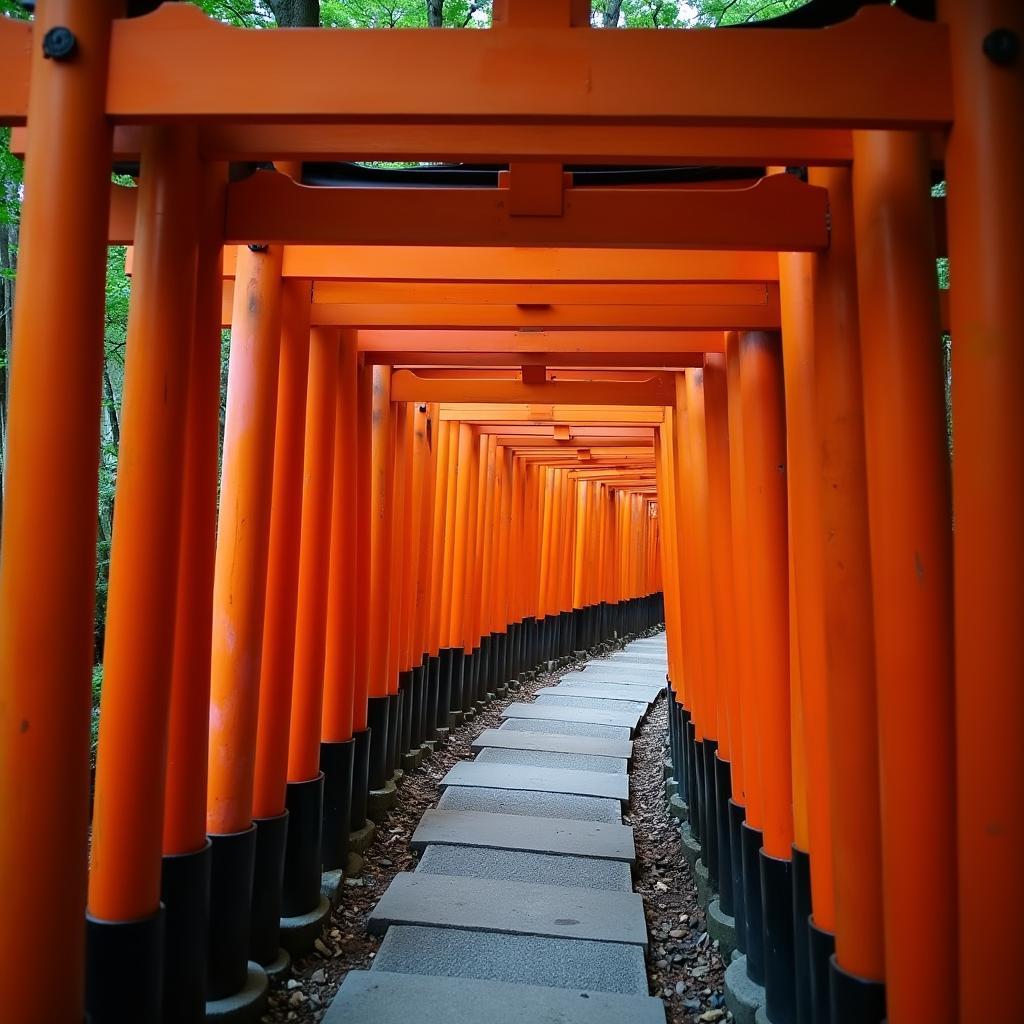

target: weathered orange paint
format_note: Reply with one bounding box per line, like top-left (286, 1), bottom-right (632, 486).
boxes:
top-left (90, 126), bottom-right (200, 921)
top-left (207, 243), bottom-right (284, 837)
top-left (252, 280), bottom-right (311, 820)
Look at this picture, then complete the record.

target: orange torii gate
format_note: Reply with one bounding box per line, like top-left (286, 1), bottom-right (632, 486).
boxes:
top-left (0, 2), bottom-right (1019, 1024)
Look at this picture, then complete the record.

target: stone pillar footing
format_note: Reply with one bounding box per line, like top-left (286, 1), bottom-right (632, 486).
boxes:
top-left (205, 963), bottom-right (269, 1023)
top-left (708, 897), bottom-right (738, 962)
top-left (279, 896), bottom-right (331, 957)
top-left (694, 858), bottom-right (711, 908)
top-left (367, 780), bottom-right (397, 819)
top-left (348, 819), bottom-right (376, 855)
top-left (725, 955), bottom-right (766, 1024)
top-left (680, 821), bottom-right (702, 869)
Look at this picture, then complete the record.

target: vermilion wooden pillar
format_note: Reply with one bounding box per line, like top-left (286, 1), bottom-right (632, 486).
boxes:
top-left (351, 361), bottom-right (375, 829)
top-left (247, 279), bottom-right (310, 975)
top-left (365, 366), bottom-right (394, 792)
top-left (161, 162), bottom-right (225, 1024)
top-left (321, 331), bottom-right (360, 872)
top-left (703, 354), bottom-right (744, 923)
top-left (738, 330), bottom-right (795, 1024)
top-left (853, 130), bottom-right (957, 1024)
top-left (0, 4), bottom-right (119, 1019)
top-left (809, 167), bottom-right (885, 1023)
top-left (205, 241), bottom-right (284, 1010)
top-left (777, 248), bottom-right (836, 1024)
top-left (939, 4), bottom-right (1024, 1018)
top-left (282, 325), bottom-right (339, 941)
top-left (87, 125), bottom-right (199, 1021)
top-left (427, 418), bottom-right (452, 736)
top-left (449, 422), bottom-right (476, 719)
top-left (252, 282), bottom-right (311, 822)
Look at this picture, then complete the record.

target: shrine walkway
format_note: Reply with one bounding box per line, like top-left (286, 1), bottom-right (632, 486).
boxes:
top-left (325, 635), bottom-right (670, 1024)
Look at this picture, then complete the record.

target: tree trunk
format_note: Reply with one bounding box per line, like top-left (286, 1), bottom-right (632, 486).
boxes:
top-left (103, 365), bottom-right (121, 448)
top-left (427, 0), bottom-right (444, 26)
top-left (0, 222), bottom-right (17, 511)
top-left (603, 0), bottom-right (623, 26)
top-left (268, 0), bottom-right (320, 27)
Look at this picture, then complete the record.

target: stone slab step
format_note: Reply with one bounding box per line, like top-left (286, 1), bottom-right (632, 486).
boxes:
top-left (502, 702), bottom-right (641, 732)
top-left (560, 670), bottom-right (666, 688)
top-left (438, 785), bottom-right (622, 824)
top-left (324, 970), bottom-right (666, 1023)
top-left (539, 683), bottom-right (661, 704)
top-left (371, 926), bottom-right (649, 994)
top-left (535, 694), bottom-right (648, 716)
top-left (367, 872), bottom-right (648, 947)
top-left (416, 844), bottom-right (632, 891)
top-left (472, 727), bottom-right (632, 760)
top-left (500, 718), bottom-right (631, 740)
top-left (411, 808), bottom-right (635, 862)
top-left (441, 760), bottom-right (629, 802)
top-left (475, 746), bottom-right (626, 775)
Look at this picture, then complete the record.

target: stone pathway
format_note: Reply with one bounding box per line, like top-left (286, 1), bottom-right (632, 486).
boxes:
top-left (324, 635), bottom-right (670, 1024)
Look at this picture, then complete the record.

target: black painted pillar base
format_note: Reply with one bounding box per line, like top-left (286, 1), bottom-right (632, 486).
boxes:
top-left (281, 774), bottom-right (330, 955)
top-left (398, 670), bottom-right (414, 755)
top-left (829, 957), bottom-right (886, 1024)
top-left (385, 691), bottom-right (401, 776)
top-left (450, 648), bottom-right (465, 718)
top-left (792, 846), bottom-right (813, 1024)
top-left (715, 753), bottom-right (734, 916)
top-left (760, 849), bottom-right (796, 1024)
top-left (693, 737), bottom-right (706, 846)
top-left (702, 739), bottom-right (720, 888)
top-left (86, 907), bottom-right (164, 1023)
top-left (410, 663), bottom-right (425, 748)
top-left (741, 822), bottom-right (766, 986)
top-left (248, 811), bottom-right (289, 974)
top-left (282, 775), bottom-right (324, 918)
top-left (207, 826), bottom-right (266, 1003)
top-left (425, 655), bottom-right (440, 741)
top-left (685, 720), bottom-right (699, 838)
top-left (160, 840), bottom-right (211, 1024)
top-left (729, 799), bottom-right (747, 953)
top-left (366, 696), bottom-right (390, 791)
top-left (678, 707), bottom-right (691, 806)
top-left (437, 648), bottom-right (453, 729)
top-left (350, 728), bottom-right (371, 832)
top-left (461, 648), bottom-right (476, 713)
top-left (809, 919), bottom-right (836, 1024)
top-left (320, 739), bottom-right (354, 872)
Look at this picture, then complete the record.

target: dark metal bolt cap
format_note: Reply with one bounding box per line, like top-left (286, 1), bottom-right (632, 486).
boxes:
top-left (42, 26), bottom-right (78, 61)
top-left (983, 27), bottom-right (1020, 66)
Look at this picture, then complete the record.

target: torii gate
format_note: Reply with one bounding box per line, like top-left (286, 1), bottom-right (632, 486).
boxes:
top-left (0, 3), bottom-right (1019, 1024)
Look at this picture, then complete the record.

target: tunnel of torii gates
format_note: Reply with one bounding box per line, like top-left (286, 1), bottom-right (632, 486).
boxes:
top-left (0, 1), bottom-right (1020, 1023)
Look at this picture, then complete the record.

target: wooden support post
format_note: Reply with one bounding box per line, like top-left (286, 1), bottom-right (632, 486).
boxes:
top-left (809, 166), bottom-right (885, 1017)
top-left (321, 331), bottom-right (360, 871)
top-left (205, 241), bottom-right (284, 1006)
top-left (939, 5), bottom-right (1024, 1018)
top-left (703, 353), bottom-right (744, 922)
top-left (252, 281), bottom-right (311, 821)
top-left (777, 249), bottom-right (837, 1021)
top-left (0, 4), bottom-right (119, 1018)
top-left (366, 365), bottom-right (394, 790)
top-left (281, 324), bottom-right (338, 931)
top-left (87, 124), bottom-right (199, 1019)
top-left (853, 129), bottom-right (957, 1024)
top-left (738, 332), bottom-right (794, 1019)
top-left (160, 161), bottom-right (226, 1024)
